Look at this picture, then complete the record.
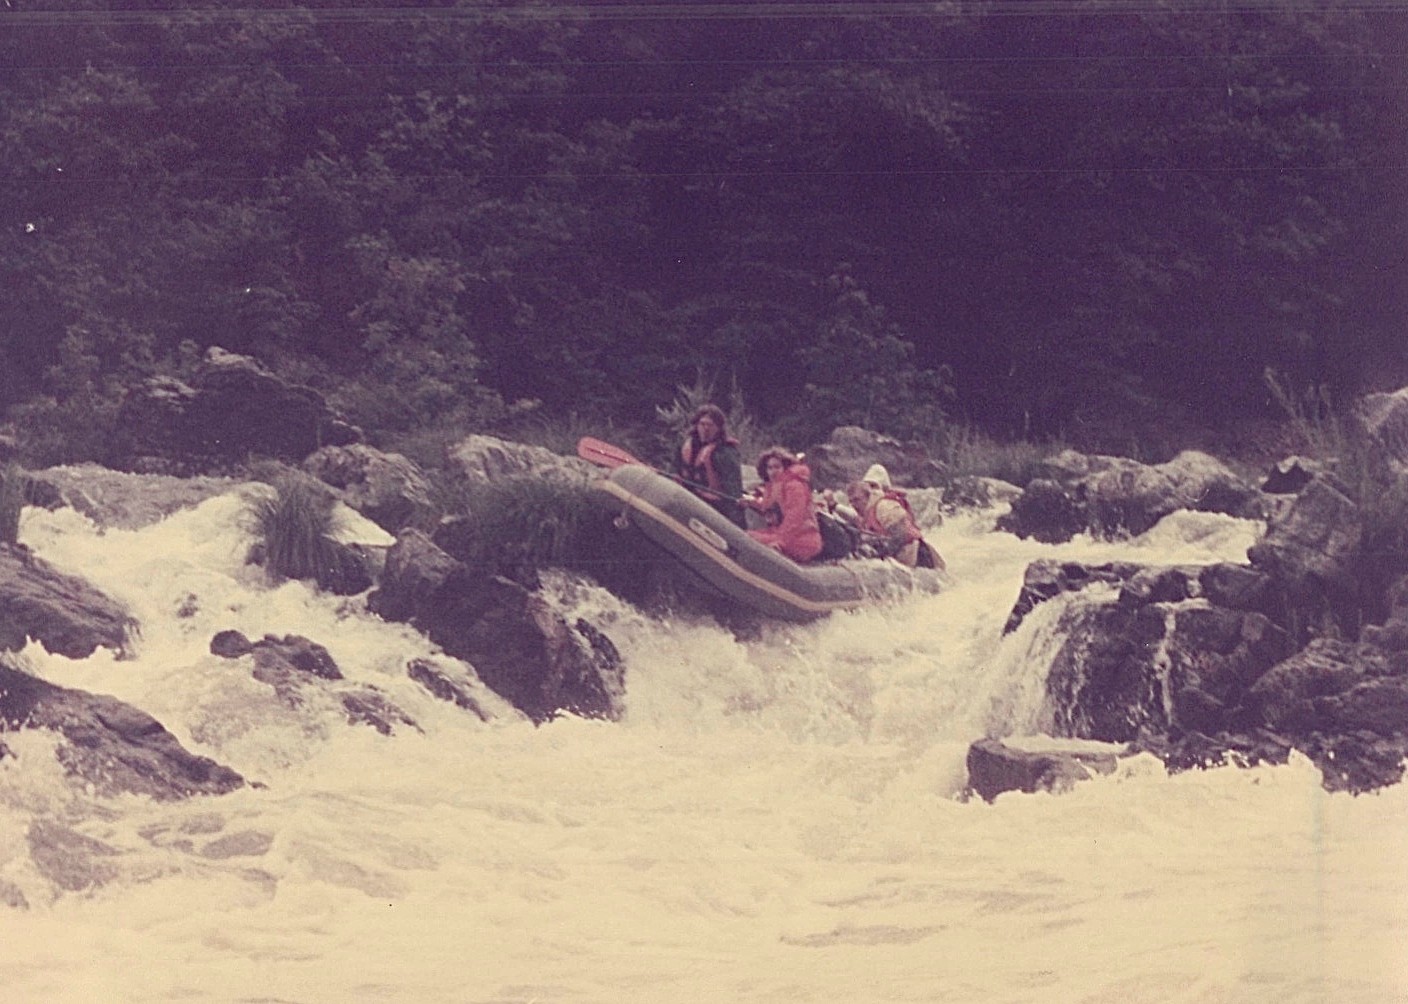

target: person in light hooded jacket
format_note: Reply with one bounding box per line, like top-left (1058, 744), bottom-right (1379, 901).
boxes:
top-left (743, 447), bottom-right (824, 563)
top-left (845, 467), bottom-right (944, 570)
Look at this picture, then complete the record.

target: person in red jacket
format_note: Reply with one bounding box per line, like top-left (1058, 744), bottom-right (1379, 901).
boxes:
top-left (743, 447), bottom-right (824, 563)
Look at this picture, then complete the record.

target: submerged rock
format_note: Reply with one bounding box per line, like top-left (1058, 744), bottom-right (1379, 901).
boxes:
top-left (965, 737), bottom-right (1122, 801)
top-left (209, 631), bottom-right (420, 736)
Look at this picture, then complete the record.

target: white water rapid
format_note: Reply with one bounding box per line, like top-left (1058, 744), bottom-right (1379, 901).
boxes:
top-left (1, 490), bottom-right (1404, 1003)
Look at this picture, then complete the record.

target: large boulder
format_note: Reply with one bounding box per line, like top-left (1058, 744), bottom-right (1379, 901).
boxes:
top-left (0, 657), bottom-right (244, 800)
top-left (0, 544), bottom-right (133, 658)
top-left (449, 435), bottom-right (594, 486)
top-left (996, 479), bottom-right (1088, 545)
top-left (1246, 638), bottom-right (1406, 737)
top-left (1247, 474), bottom-right (1363, 635)
top-left (998, 450), bottom-right (1260, 543)
top-left (114, 348), bottom-right (360, 470)
top-left (1028, 563), bottom-right (1292, 741)
top-left (369, 530), bottom-right (625, 723)
top-left (303, 444), bottom-right (435, 533)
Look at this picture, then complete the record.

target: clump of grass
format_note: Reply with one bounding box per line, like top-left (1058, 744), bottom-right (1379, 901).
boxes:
top-left (244, 466), bottom-right (344, 583)
top-left (926, 422), bottom-right (1059, 487)
top-left (451, 475), bottom-right (601, 572)
top-left (0, 463), bottom-right (28, 545)
top-left (1262, 367), bottom-right (1385, 500)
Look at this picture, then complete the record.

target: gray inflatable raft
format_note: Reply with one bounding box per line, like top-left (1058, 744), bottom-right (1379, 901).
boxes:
top-left (595, 464), bottom-right (944, 622)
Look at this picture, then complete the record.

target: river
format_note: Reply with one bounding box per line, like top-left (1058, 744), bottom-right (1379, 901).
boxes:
top-left (1, 489), bottom-right (1404, 1002)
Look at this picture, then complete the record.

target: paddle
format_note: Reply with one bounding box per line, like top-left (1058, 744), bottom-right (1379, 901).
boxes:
top-left (577, 436), bottom-right (731, 500)
top-left (576, 436), bottom-right (646, 470)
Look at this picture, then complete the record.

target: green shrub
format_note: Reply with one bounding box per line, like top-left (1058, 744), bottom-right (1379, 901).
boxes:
top-left (0, 463), bottom-right (27, 546)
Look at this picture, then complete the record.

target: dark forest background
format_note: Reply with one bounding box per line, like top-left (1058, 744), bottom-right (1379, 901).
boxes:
top-left (0, 0), bottom-right (1404, 466)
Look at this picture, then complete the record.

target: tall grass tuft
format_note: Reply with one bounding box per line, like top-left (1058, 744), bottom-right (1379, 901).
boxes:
top-left (0, 463), bottom-right (27, 546)
top-left (245, 467), bottom-right (343, 583)
top-left (1262, 367), bottom-right (1384, 500)
top-left (654, 371), bottom-right (768, 463)
top-left (450, 475), bottom-right (598, 571)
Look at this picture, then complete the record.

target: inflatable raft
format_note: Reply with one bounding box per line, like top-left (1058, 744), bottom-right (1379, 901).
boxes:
top-left (595, 465), bottom-right (944, 621)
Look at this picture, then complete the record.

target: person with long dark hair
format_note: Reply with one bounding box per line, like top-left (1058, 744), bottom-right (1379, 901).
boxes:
top-left (677, 404), bottom-right (745, 527)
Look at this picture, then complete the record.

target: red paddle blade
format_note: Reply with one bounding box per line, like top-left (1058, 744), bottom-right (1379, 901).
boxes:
top-left (576, 436), bottom-right (645, 469)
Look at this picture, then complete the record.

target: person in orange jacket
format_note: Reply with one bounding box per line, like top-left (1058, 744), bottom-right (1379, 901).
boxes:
top-left (743, 447), bottom-right (824, 563)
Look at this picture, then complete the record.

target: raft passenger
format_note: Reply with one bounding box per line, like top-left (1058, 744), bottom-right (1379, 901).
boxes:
top-left (677, 404), bottom-right (745, 528)
top-left (744, 447), bottom-right (824, 563)
top-left (846, 473), bottom-right (944, 570)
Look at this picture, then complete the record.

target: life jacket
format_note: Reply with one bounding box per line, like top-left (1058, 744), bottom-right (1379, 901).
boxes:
top-left (862, 488), bottom-right (923, 544)
top-left (679, 435), bottom-right (738, 497)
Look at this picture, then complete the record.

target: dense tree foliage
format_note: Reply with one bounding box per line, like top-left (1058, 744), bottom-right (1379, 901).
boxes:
top-left (0, 0), bottom-right (1402, 455)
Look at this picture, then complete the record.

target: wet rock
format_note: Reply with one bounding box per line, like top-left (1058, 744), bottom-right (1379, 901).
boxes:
top-left (369, 532), bottom-right (625, 723)
top-left (0, 543), bottom-right (134, 658)
top-left (407, 658), bottom-right (500, 723)
top-left (940, 475), bottom-right (1022, 513)
top-left (1247, 474), bottom-right (1363, 636)
top-left (998, 450), bottom-right (1260, 544)
top-left (1199, 563), bottom-right (1282, 621)
top-left (0, 658), bottom-right (245, 801)
top-left (209, 631), bottom-right (421, 736)
top-left (965, 737), bottom-right (1121, 801)
top-left (339, 688), bottom-right (420, 735)
top-left (1248, 639), bottom-right (1400, 736)
top-left (1036, 576), bottom-right (1292, 742)
top-left (303, 444), bottom-right (435, 533)
top-left (995, 479), bottom-right (1085, 544)
top-left (1003, 560), bottom-right (1140, 635)
top-left (448, 434), bottom-right (593, 486)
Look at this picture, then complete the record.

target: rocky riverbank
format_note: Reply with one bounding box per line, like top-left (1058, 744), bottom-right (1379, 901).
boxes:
top-left (3, 347), bottom-right (1408, 803)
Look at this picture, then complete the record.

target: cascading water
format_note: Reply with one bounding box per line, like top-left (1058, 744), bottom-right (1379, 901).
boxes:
top-left (0, 490), bottom-right (1404, 1003)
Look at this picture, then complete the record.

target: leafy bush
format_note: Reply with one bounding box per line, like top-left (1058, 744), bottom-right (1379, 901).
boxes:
top-left (0, 463), bottom-right (27, 546)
